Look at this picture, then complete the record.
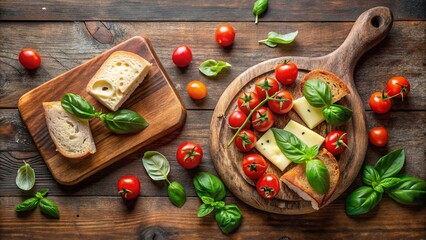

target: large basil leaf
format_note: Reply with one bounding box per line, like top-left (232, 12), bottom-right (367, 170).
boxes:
top-left (15, 197), bottom-right (39, 212)
top-left (306, 159), bottom-right (330, 194)
top-left (142, 151), bottom-right (170, 181)
top-left (271, 128), bottom-right (317, 163)
top-left (215, 204), bottom-right (242, 234)
top-left (374, 149), bottom-right (405, 179)
top-left (16, 161), bottom-right (35, 191)
top-left (303, 79), bottom-right (332, 108)
top-left (167, 181), bottom-right (187, 208)
top-left (61, 93), bottom-right (97, 119)
top-left (101, 109), bottom-right (149, 134)
top-left (386, 176), bottom-right (426, 205)
top-left (322, 104), bottom-right (353, 126)
top-left (193, 172), bottom-right (226, 201)
top-left (362, 164), bottom-right (381, 186)
top-left (378, 177), bottom-right (401, 189)
top-left (345, 186), bottom-right (383, 216)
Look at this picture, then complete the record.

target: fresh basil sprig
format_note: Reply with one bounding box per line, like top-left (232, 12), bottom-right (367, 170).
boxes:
top-left (142, 151), bottom-right (187, 208)
top-left (252, 0), bottom-right (268, 24)
top-left (258, 31), bottom-right (298, 48)
top-left (16, 160), bottom-right (35, 191)
top-left (199, 59), bottom-right (231, 77)
top-left (61, 93), bottom-right (148, 134)
top-left (15, 189), bottom-right (60, 219)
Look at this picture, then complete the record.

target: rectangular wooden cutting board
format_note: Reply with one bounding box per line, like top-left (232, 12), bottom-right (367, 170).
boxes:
top-left (18, 36), bottom-right (186, 186)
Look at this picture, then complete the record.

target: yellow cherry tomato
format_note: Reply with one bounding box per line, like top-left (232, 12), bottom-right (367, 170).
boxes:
top-left (187, 80), bottom-right (207, 100)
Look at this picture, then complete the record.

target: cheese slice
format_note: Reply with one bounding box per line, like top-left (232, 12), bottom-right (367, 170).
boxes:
top-left (293, 97), bottom-right (325, 129)
top-left (283, 120), bottom-right (325, 147)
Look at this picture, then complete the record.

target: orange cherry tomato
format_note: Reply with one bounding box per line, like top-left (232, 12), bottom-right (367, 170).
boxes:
top-left (187, 80), bottom-right (207, 100)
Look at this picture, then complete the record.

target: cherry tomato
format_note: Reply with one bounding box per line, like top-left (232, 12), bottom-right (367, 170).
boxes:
top-left (385, 76), bottom-right (411, 99)
top-left (325, 130), bottom-right (348, 155)
top-left (256, 173), bottom-right (280, 199)
top-left (19, 48), bottom-right (41, 70)
top-left (251, 106), bottom-right (274, 132)
top-left (242, 154), bottom-right (267, 180)
top-left (369, 127), bottom-right (389, 147)
top-left (254, 77), bottom-right (280, 100)
top-left (172, 45), bottom-right (192, 67)
top-left (268, 89), bottom-right (293, 114)
top-left (369, 91), bottom-right (392, 114)
top-left (228, 109), bottom-right (250, 130)
top-left (235, 129), bottom-right (257, 152)
top-left (237, 91), bottom-right (261, 115)
top-left (117, 175), bottom-right (140, 200)
top-left (187, 80), bottom-right (207, 99)
top-left (176, 142), bottom-right (203, 169)
top-left (274, 60), bottom-right (298, 85)
top-left (214, 23), bottom-right (236, 47)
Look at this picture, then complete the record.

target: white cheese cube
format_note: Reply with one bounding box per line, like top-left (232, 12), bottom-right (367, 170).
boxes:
top-left (293, 97), bottom-right (325, 129)
top-left (284, 120), bottom-right (325, 147)
top-left (255, 129), bottom-right (292, 171)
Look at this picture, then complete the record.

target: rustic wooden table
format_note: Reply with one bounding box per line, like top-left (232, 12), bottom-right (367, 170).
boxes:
top-left (1, 1), bottom-right (425, 239)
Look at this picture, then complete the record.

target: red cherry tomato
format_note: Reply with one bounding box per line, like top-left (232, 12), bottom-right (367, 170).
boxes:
top-left (228, 110), bottom-right (250, 130)
top-left (369, 127), bottom-right (389, 147)
top-left (274, 61), bottom-right (298, 85)
top-left (237, 91), bottom-right (261, 115)
top-left (19, 48), bottom-right (41, 70)
top-left (176, 142), bottom-right (203, 169)
top-left (385, 76), bottom-right (411, 99)
top-left (268, 89), bottom-right (293, 114)
top-left (214, 23), bottom-right (236, 47)
top-left (187, 80), bottom-right (207, 99)
top-left (117, 175), bottom-right (140, 200)
top-left (172, 45), bottom-right (192, 67)
top-left (254, 77), bottom-right (279, 100)
top-left (235, 129), bottom-right (257, 152)
top-left (325, 130), bottom-right (348, 155)
top-left (256, 173), bottom-right (280, 199)
top-left (251, 106), bottom-right (274, 132)
top-left (242, 154), bottom-right (267, 180)
top-left (369, 92), bottom-right (392, 114)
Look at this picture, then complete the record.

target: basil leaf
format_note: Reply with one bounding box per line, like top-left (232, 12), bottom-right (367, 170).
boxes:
top-left (373, 184), bottom-right (384, 193)
top-left (386, 176), bottom-right (426, 205)
top-left (213, 201), bottom-right (226, 209)
top-left (197, 204), bottom-right (215, 217)
top-left (252, 0), bottom-right (268, 24)
top-left (306, 159), bottom-right (330, 194)
top-left (193, 172), bottom-right (226, 201)
top-left (199, 59), bottom-right (231, 77)
top-left (362, 164), bottom-right (381, 186)
top-left (167, 181), bottom-right (187, 208)
top-left (16, 161), bottom-right (35, 191)
top-left (39, 198), bottom-right (60, 219)
top-left (322, 104), bottom-right (353, 126)
top-left (271, 128), bottom-right (315, 163)
top-left (374, 149), bottom-right (405, 179)
top-left (378, 177), bottom-right (401, 189)
top-left (201, 196), bottom-right (214, 205)
top-left (258, 31), bottom-right (298, 48)
top-left (303, 79), bottom-right (332, 108)
top-left (15, 197), bottom-right (39, 212)
top-left (61, 93), bottom-right (97, 119)
top-left (101, 109), bottom-right (149, 134)
top-left (345, 186), bottom-right (383, 216)
top-left (38, 189), bottom-right (49, 197)
top-left (142, 151), bottom-right (170, 181)
top-left (215, 204), bottom-right (243, 234)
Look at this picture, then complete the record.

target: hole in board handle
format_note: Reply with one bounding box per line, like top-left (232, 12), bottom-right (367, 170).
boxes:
top-left (371, 16), bottom-right (382, 28)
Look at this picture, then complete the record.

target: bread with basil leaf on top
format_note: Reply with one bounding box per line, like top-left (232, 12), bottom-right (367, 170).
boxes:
top-left (301, 69), bottom-right (350, 103)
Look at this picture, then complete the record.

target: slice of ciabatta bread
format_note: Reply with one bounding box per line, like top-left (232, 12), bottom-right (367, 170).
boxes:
top-left (43, 102), bottom-right (96, 159)
top-left (86, 51), bottom-right (152, 111)
top-left (301, 69), bottom-right (350, 103)
top-left (280, 148), bottom-right (340, 210)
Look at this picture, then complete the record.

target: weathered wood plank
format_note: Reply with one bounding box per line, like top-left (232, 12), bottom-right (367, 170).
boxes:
top-left (0, 22), bottom-right (424, 110)
top-left (0, 0), bottom-right (424, 21)
top-left (0, 196), bottom-right (425, 239)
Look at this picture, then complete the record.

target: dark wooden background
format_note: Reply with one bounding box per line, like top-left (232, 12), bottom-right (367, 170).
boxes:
top-left (0, 1), bottom-right (425, 239)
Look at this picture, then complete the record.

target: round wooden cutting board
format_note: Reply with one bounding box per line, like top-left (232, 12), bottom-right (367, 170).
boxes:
top-left (209, 7), bottom-right (393, 214)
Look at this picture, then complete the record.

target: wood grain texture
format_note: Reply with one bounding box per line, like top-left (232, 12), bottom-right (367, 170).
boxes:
top-left (17, 36), bottom-right (186, 185)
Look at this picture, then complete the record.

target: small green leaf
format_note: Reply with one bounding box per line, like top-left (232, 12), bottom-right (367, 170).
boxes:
top-left (323, 104), bottom-right (353, 126)
top-left (101, 109), bottom-right (149, 134)
top-left (167, 181), bottom-right (187, 208)
top-left (258, 31), bottom-right (298, 48)
top-left (252, 0), bottom-right (268, 24)
top-left (16, 161), bottom-right (35, 191)
top-left (306, 159), bottom-right (330, 194)
top-left (38, 189), bottom-right (49, 197)
top-left (374, 149), bottom-right (405, 179)
top-left (373, 184), bottom-right (384, 193)
top-left (362, 164), bottom-right (381, 186)
top-left (142, 151), bottom-right (171, 181)
top-left (201, 196), bottom-right (214, 205)
top-left (213, 201), bottom-right (226, 209)
top-left (39, 198), bottom-right (60, 219)
top-left (15, 197), bottom-right (39, 213)
top-left (61, 93), bottom-right (97, 119)
top-left (345, 186), bottom-right (382, 216)
top-left (199, 60), bottom-right (231, 77)
top-left (197, 204), bottom-right (215, 217)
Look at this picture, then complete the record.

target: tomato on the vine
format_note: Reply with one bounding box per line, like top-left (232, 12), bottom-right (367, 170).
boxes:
top-left (369, 91), bottom-right (392, 114)
top-left (268, 89), bottom-right (293, 114)
top-left (274, 60), bottom-right (298, 85)
top-left (385, 76), bottom-right (410, 99)
top-left (235, 129), bottom-right (257, 152)
top-left (228, 110), bottom-right (250, 130)
top-left (19, 48), bottom-right (41, 70)
top-left (254, 77), bottom-right (279, 100)
top-left (117, 175), bottom-right (140, 200)
top-left (251, 106), bottom-right (274, 132)
top-left (237, 91), bottom-right (261, 115)
top-left (256, 174), bottom-right (280, 199)
top-left (242, 154), bottom-right (267, 180)
top-left (325, 130), bottom-right (348, 155)
top-left (176, 142), bottom-right (203, 169)
top-left (187, 80), bottom-right (207, 100)
top-left (214, 23), bottom-right (236, 47)
top-left (369, 127), bottom-right (388, 147)
top-left (172, 45), bottom-right (192, 67)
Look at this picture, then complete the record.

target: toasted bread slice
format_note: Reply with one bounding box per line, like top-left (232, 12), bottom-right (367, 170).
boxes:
top-left (43, 102), bottom-right (96, 159)
top-left (280, 148), bottom-right (340, 210)
top-left (86, 51), bottom-right (151, 111)
top-left (301, 69), bottom-right (350, 103)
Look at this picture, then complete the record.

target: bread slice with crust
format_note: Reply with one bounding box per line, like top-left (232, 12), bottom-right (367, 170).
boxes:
top-left (280, 148), bottom-right (340, 210)
top-left (301, 69), bottom-right (350, 103)
top-left (43, 101), bottom-right (96, 159)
